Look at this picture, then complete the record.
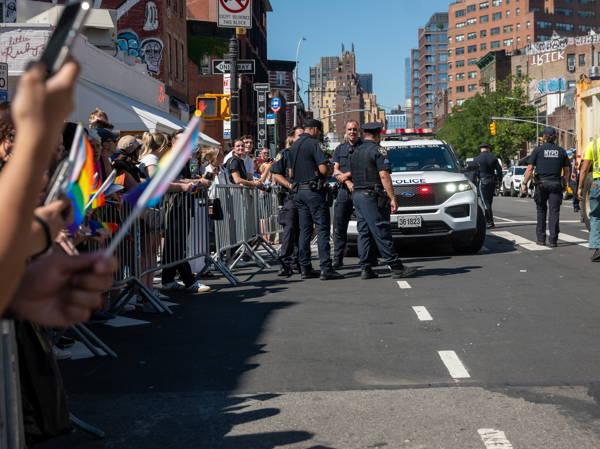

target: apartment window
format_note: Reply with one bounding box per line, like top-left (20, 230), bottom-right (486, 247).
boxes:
top-left (479, 1), bottom-right (489, 8)
top-left (537, 20), bottom-right (551, 29)
top-left (579, 54), bottom-right (586, 66)
top-left (467, 4), bottom-right (476, 12)
top-left (516, 65), bottom-right (523, 77)
top-left (555, 23), bottom-right (574, 32)
top-left (456, 22), bottom-right (466, 28)
top-left (468, 32), bottom-right (477, 40)
top-left (578, 10), bottom-right (596, 17)
top-left (516, 23), bottom-right (521, 31)
top-left (492, 0), bottom-right (502, 5)
top-left (455, 9), bottom-right (466, 17)
top-left (468, 71), bottom-right (477, 79)
top-left (480, 42), bottom-right (487, 51)
top-left (503, 25), bottom-right (513, 33)
top-left (179, 42), bottom-right (184, 82)
top-left (480, 30), bottom-right (487, 37)
top-left (516, 7), bottom-right (520, 15)
top-left (468, 58), bottom-right (479, 65)
top-left (468, 84), bottom-right (478, 92)
top-left (526, 20), bottom-right (531, 29)
top-left (456, 47), bottom-right (465, 55)
top-left (467, 18), bottom-right (477, 26)
top-left (506, 10), bottom-right (510, 17)
top-left (456, 60), bottom-right (465, 67)
top-left (492, 12), bottom-right (502, 20)
top-left (457, 99), bottom-right (465, 106)
top-left (503, 38), bottom-right (513, 47)
top-left (457, 86), bottom-right (466, 93)
top-left (448, 36), bottom-right (453, 43)
top-left (168, 33), bottom-right (173, 75)
top-left (448, 75), bottom-right (453, 82)
top-left (555, 7), bottom-right (573, 16)
top-left (456, 34), bottom-right (465, 42)
top-left (491, 40), bottom-right (500, 48)
top-left (480, 14), bottom-right (489, 23)
top-left (456, 73), bottom-right (465, 80)
top-left (491, 27), bottom-right (500, 35)
top-left (468, 45), bottom-right (477, 53)
top-left (580, 25), bottom-right (593, 33)
top-left (174, 37), bottom-right (179, 81)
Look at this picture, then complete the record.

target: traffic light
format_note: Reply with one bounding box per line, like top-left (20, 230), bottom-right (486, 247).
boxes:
top-left (195, 94), bottom-right (230, 120)
top-left (489, 121), bottom-right (497, 136)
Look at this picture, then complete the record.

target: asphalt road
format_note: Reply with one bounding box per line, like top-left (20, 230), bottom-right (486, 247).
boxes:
top-left (39, 195), bottom-right (600, 449)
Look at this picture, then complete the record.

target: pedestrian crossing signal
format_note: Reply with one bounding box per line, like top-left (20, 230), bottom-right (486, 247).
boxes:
top-left (196, 94), bottom-right (230, 121)
top-left (489, 121), bottom-right (497, 136)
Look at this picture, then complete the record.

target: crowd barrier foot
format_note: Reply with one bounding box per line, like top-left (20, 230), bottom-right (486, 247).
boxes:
top-left (71, 324), bottom-right (117, 358)
top-left (110, 280), bottom-right (172, 316)
top-left (70, 413), bottom-right (105, 440)
top-left (252, 236), bottom-right (279, 261)
top-left (205, 255), bottom-right (239, 286)
top-left (230, 242), bottom-right (268, 271)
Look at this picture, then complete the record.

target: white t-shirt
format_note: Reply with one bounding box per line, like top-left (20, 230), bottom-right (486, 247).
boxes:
top-left (244, 155), bottom-right (255, 179)
top-left (138, 154), bottom-right (159, 178)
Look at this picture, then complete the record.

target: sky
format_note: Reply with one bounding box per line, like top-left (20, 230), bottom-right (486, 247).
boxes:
top-left (267, 0), bottom-right (452, 112)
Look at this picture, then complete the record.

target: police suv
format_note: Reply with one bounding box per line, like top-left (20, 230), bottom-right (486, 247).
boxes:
top-left (347, 129), bottom-right (486, 254)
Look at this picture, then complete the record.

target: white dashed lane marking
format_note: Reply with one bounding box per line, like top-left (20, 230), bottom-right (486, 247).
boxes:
top-left (412, 306), bottom-right (433, 321)
top-left (491, 231), bottom-right (550, 251)
top-left (397, 281), bottom-right (411, 289)
top-left (478, 428), bottom-right (514, 449)
top-left (438, 351), bottom-right (471, 379)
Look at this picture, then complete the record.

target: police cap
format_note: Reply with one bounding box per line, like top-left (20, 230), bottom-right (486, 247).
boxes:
top-left (361, 122), bottom-right (384, 134)
top-left (304, 119), bottom-right (323, 132)
top-left (542, 126), bottom-right (557, 137)
top-left (479, 143), bottom-right (491, 149)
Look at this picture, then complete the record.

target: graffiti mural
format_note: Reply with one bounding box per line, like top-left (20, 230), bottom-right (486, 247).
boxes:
top-left (140, 38), bottom-right (163, 75)
top-left (143, 1), bottom-right (159, 32)
top-left (4, 0), bottom-right (17, 23)
top-left (116, 30), bottom-right (141, 59)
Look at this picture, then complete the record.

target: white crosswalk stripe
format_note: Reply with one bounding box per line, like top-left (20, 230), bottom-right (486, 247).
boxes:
top-left (490, 231), bottom-right (550, 251)
top-left (548, 231), bottom-right (589, 248)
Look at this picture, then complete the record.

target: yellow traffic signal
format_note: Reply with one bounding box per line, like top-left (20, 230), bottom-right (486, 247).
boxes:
top-left (489, 121), bottom-right (497, 136)
top-left (196, 94), bottom-right (230, 121)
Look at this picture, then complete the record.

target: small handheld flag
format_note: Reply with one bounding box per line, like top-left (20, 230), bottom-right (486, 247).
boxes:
top-left (66, 129), bottom-right (97, 233)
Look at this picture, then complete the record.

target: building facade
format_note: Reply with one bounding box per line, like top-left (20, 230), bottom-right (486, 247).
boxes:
top-left (409, 48), bottom-right (420, 127)
top-left (412, 13), bottom-right (449, 129)
top-left (386, 107), bottom-right (408, 130)
top-left (447, 0), bottom-right (600, 108)
top-left (358, 73), bottom-right (373, 93)
top-left (309, 56), bottom-right (340, 112)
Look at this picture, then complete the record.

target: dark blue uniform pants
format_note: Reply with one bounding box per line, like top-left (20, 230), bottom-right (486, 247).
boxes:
top-left (534, 181), bottom-right (562, 244)
top-left (277, 197), bottom-right (299, 270)
top-left (479, 178), bottom-right (496, 223)
top-left (333, 187), bottom-right (353, 262)
top-left (353, 190), bottom-right (403, 270)
top-left (295, 189), bottom-right (332, 271)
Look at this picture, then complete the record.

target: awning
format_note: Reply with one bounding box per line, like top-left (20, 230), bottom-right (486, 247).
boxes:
top-left (71, 78), bottom-right (221, 147)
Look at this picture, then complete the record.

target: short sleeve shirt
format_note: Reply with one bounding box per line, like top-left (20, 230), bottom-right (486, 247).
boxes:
top-left (228, 156), bottom-right (247, 183)
top-left (333, 140), bottom-right (361, 173)
top-left (138, 154), bottom-right (159, 178)
top-left (288, 134), bottom-right (329, 183)
top-left (270, 149), bottom-right (290, 178)
top-left (583, 138), bottom-right (600, 179)
top-left (370, 143), bottom-right (391, 173)
top-left (529, 143), bottom-right (570, 182)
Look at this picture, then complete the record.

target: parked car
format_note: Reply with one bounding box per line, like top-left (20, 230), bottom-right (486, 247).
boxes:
top-left (501, 166), bottom-right (527, 197)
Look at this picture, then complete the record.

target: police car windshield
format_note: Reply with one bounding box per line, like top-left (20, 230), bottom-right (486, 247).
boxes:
top-left (514, 167), bottom-right (526, 175)
top-left (386, 144), bottom-right (459, 173)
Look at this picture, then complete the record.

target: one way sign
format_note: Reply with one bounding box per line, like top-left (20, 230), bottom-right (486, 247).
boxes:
top-left (212, 59), bottom-right (256, 75)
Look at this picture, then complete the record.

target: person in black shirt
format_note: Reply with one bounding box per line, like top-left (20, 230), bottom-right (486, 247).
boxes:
top-left (522, 127), bottom-right (570, 246)
top-left (227, 139), bottom-right (262, 187)
top-left (288, 119), bottom-right (343, 280)
top-left (473, 143), bottom-right (503, 228)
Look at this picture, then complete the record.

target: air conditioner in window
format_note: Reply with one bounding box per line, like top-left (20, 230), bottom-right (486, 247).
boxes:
top-left (567, 64), bottom-right (576, 73)
top-left (590, 66), bottom-right (600, 80)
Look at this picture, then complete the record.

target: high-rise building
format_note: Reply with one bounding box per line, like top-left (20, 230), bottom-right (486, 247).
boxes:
top-left (404, 57), bottom-right (411, 102)
top-left (358, 73), bottom-right (373, 93)
top-left (309, 56), bottom-right (340, 112)
top-left (447, 0), bottom-right (600, 108)
top-left (386, 106), bottom-right (408, 130)
top-left (413, 13), bottom-right (449, 129)
top-left (410, 48), bottom-right (420, 127)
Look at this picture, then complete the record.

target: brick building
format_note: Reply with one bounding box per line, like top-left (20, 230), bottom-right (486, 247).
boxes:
top-left (267, 59), bottom-right (296, 149)
top-left (448, 0), bottom-right (600, 109)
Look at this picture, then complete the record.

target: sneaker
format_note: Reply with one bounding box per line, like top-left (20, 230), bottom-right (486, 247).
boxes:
top-left (391, 266), bottom-right (417, 279)
top-left (186, 281), bottom-right (212, 294)
top-left (162, 281), bottom-right (186, 291)
top-left (52, 346), bottom-right (72, 360)
top-left (277, 267), bottom-right (293, 277)
top-left (320, 270), bottom-right (344, 281)
top-left (548, 242), bottom-right (558, 248)
top-left (153, 289), bottom-right (170, 300)
top-left (361, 268), bottom-right (379, 280)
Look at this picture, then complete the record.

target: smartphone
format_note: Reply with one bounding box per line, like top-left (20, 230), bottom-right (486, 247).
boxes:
top-left (38, 1), bottom-right (91, 76)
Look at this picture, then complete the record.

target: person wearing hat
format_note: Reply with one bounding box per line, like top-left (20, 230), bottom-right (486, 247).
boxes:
top-left (473, 143), bottom-right (503, 228)
top-left (349, 122), bottom-right (416, 279)
top-left (286, 119), bottom-right (343, 280)
top-left (522, 127), bottom-right (570, 247)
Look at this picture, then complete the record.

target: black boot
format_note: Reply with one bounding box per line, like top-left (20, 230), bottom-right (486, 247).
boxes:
top-left (332, 258), bottom-right (343, 269)
top-left (301, 267), bottom-right (319, 279)
top-left (277, 267), bottom-right (293, 277)
top-left (361, 268), bottom-right (379, 280)
top-left (391, 266), bottom-right (417, 279)
top-left (320, 269), bottom-right (344, 280)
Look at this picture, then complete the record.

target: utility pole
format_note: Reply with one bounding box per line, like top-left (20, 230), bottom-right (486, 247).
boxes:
top-left (228, 33), bottom-right (240, 141)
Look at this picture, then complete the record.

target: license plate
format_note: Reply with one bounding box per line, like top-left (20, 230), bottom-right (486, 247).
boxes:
top-left (396, 215), bottom-right (422, 228)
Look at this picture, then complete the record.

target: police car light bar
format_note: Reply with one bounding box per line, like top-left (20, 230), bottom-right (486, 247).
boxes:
top-left (383, 128), bottom-right (434, 135)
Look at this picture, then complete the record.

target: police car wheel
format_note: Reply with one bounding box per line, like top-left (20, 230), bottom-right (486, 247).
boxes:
top-left (451, 207), bottom-right (486, 255)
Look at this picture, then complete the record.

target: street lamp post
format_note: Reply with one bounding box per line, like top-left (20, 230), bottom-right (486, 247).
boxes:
top-left (293, 37), bottom-right (306, 127)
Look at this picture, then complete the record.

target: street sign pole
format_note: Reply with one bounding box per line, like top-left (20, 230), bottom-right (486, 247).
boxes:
top-left (274, 112), bottom-right (279, 153)
top-left (228, 33), bottom-right (239, 141)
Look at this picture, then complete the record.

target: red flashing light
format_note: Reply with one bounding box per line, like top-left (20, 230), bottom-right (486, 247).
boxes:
top-left (384, 128), bottom-right (434, 135)
top-left (419, 186), bottom-right (431, 194)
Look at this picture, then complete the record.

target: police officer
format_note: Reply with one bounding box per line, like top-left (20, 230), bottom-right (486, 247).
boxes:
top-left (473, 143), bottom-right (503, 228)
top-left (271, 131), bottom-right (302, 277)
top-left (521, 127), bottom-right (570, 247)
top-left (349, 122), bottom-right (416, 279)
top-left (287, 119), bottom-right (343, 280)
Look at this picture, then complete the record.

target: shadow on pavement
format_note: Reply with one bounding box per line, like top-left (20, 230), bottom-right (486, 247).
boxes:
top-left (34, 275), bottom-right (316, 449)
top-left (412, 265), bottom-right (482, 277)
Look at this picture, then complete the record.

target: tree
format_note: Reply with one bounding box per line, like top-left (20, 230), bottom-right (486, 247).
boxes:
top-left (437, 78), bottom-right (537, 163)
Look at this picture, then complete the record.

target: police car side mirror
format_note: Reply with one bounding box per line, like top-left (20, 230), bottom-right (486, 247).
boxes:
top-left (464, 162), bottom-right (479, 172)
top-left (459, 160), bottom-right (467, 169)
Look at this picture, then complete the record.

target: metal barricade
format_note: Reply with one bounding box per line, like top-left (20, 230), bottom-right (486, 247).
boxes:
top-left (0, 320), bottom-right (25, 449)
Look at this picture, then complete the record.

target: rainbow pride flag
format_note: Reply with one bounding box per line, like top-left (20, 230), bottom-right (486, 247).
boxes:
top-left (89, 220), bottom-right (119, 235)
top-left (66, 131), bottom-right (96, 232)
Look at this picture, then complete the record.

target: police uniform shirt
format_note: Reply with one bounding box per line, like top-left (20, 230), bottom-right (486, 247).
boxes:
top-left (288, 133), bottom-right (328, 183)
top-left (333, 140), bottom-right (362, 173)
top-left (270, 149), bottom-right (290, 179)
top-left (529, 143), bottom-right (569, 182)
top-left (228, 155), bottom-right (248, 183)
top-left (473, 152), bottom-right (502, 180)
top-left (351, 141), bottom-right (391, 188)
